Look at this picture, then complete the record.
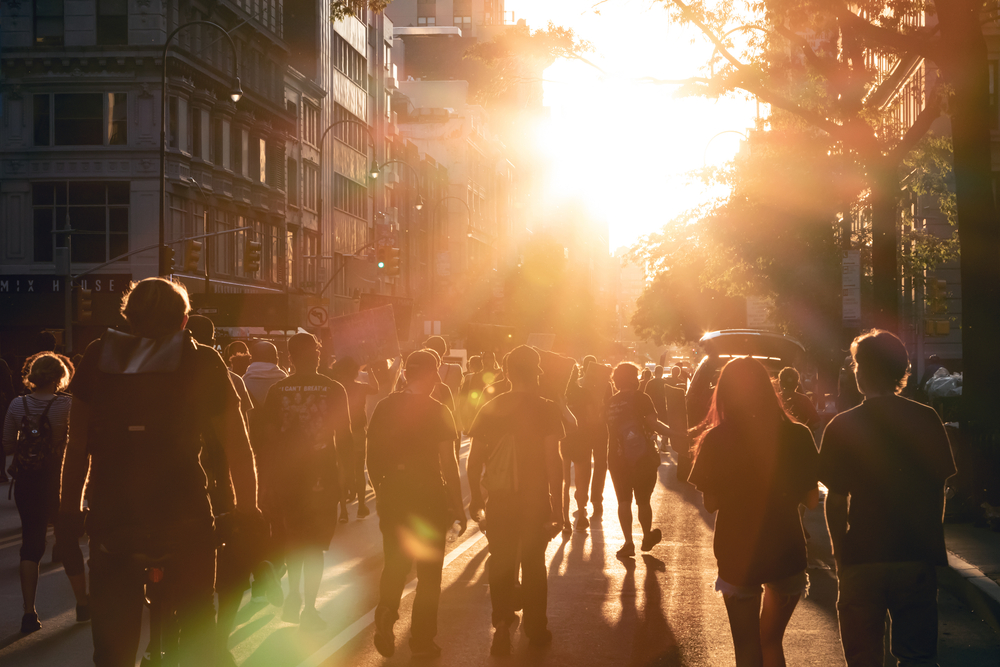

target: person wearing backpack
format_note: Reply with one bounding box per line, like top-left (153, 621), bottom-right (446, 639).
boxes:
top-left (60, 277), bottom-right (261, 667)
top-left (467, 345), bottom-right (565, 656)
top-left (2, 352), bottom-right (88, 634)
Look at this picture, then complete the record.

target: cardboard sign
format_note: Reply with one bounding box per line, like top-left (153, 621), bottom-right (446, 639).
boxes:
top-left (324, 305), bottom-right (400, 365)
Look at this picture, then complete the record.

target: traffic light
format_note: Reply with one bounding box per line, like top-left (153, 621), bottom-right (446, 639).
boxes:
top-left (376, 246), bottom-right (387, 270)
top-left (385, 247), bottom-right (401, 277)
top-left (160, 245), bottom-right (176, 273)
top-left (244, 240), bottom-right (262, 274)
top-left (76, 287), bottom-right (94, 324)
top-left (183, 240), bottom-right (203, 273)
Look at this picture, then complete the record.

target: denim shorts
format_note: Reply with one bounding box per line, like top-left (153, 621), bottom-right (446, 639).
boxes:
top-left (716, 570), bottom-right (809, 600)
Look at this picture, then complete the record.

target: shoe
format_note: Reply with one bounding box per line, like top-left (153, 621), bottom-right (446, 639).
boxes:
top-left (373, 609), bottom-right (396, 657)
top-left (76, 604), bottom-right (91, 622)
top-left (282, 594), bottom-right (302, 624)
top-left (21, 612), bottom-right (41, 634)
top-left (490, 625), bottom-right (512, 656)
top-left (616, 543), bottom-right (635, 559)
top-left (357, 503), bottom-right (370, 519)
top-left (641, 528), bottom-right (662, 552)
top-left (527, 628), bottom-right (552, 647)
top-left (562, 521), bottom-right (573, 536)
top-left (409, 638), bottom-right (442, 658)
top-left (255, 561), bottom-right (284, 608)
top-left (300, 607), bottom-right (327, 633)
top-left (575, 515), bottom-right (590, 530)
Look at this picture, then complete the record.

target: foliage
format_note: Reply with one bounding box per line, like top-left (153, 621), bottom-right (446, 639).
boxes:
top-left (331, 0), bottom-right (391, 22)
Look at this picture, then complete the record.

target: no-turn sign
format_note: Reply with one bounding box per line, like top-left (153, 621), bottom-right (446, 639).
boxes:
top-left (307, 306), bottom-right (329, 328)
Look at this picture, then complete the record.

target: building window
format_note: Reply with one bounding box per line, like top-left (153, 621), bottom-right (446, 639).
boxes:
top-left (231, 125), bottom-right (245, 175)
top-left (417, 17), bottom-right (436, 26)
top-left (454, 16), bottom-right (471, 26)
top-left (286, 100), bottom-right (298, 138)
top-left (333, 31), bottom-right (367, 88)
top-left (33, 93), bottom-right (127, 146)
top-left (304, 231), bottom-right (318, 287)
top-left (250, 137), bottom-right (266, 182)
top-left (303, 103), bottom-right (319, 146)
top-left (333, 104), bottom-right (367, 154)
top-left (304, 163), bottom-right (319, 211)
top-left (333, 173), bottom-right (366, 218)
top-left (287, 157), bottom-right (298, 206)
top-left (33, 181), bottom-right (129, 264)
top-left (96, 0), bottom-right (128, 45)
top-left (192, 109), bottom-right (203, 159)
top-left (34, 0), bottom-right (64, 46)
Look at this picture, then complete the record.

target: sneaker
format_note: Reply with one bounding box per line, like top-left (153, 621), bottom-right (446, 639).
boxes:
top-left (357, 503), bottom-right (371, 519)
top-left (282, 594), bottom-right (302, 624)
top-left (490, 626), bottom-right (512, 656)
top-left (409, 638), bottom-right (442, 658)
top-left (300, 607), bottom-right (327, 633)
top-left (616, 543), bottom-right (635, 559)
top-left (21, 612), bottom-right (41, 634)
top-left (575, 515), bottom-right (590, 530)
top-left (76, 604), bottom-right (91, 622)
top-left (373, 609), bottom-right (396, 657)
top-left (641, 529), bottom-right (662, 552)
top-left (255, 561), bottom-right (285, 608)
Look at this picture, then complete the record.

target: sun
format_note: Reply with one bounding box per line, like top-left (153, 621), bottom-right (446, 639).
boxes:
top-left (509, 0), bottom-right (760, 251)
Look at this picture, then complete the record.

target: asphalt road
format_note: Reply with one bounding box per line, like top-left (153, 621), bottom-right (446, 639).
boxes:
top-left (0, 443), bottom-right (997, 666)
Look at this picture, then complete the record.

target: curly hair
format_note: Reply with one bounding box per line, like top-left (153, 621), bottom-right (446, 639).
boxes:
top-left (22, 351), bottom-right (74, 392)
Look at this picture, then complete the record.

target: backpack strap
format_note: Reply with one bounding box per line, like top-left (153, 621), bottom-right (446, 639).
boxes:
top-left (38, 397), bottom-right (56, 422)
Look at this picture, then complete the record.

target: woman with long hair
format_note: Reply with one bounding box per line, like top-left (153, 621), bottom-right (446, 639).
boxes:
top-left (687, 357), bottom-right (819, 667)
top-left (2, 352), bottom-right (89, 633)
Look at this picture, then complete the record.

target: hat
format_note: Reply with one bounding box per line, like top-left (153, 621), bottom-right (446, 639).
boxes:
top-left (507, 345), bottom-right (543, 377)
top-left (405, 349), bottom-right (439, 379)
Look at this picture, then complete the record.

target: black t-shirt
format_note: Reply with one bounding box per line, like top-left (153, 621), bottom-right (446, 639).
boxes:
top-left (70, 331), bottom-right (233, 546)
top-left (367, 391), bottom-right (457, 516)
top-left (818, 395), bottom-right (956, 566)
top-left (644, 378), bottom-right (667, 417)
top-left (257, 372), bottom-right (351, 501)
top-left (606, 390), bottom-right (658, 468)
top-left (469, 391), bottom-right (565, 515)
top-left (689, 420), bottom-right (818, 586)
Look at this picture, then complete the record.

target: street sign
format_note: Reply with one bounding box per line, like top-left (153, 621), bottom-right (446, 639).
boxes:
top-left (307, 306), bottom-right (329, 328)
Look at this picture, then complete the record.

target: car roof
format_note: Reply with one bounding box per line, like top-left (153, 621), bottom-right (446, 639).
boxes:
top-left (698, 329), bottom-right (805, 362)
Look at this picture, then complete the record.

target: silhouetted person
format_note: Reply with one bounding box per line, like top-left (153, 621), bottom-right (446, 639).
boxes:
top-left (257, 333), bottom-right (350, 632)
top-left (243, 341), bottom-right (287, 408)
top-left (836, 355), bottom-right (863, 413)
top-left (468, 345), bottom-right (564, 656)
top-left (367, 350), bottom-right (466, 658)
top-left (778, 367), bottom-right (819, 429)
top-left (689, 357), bottom-right (819, 667)
top-left (61, 277), bottom-right (260, 666)
top-left (820, 330), bottom-right (955, 667)
top-left (327, 356), bottom-right (379, 520)
top-left (3, 352), bottom-right (88, 634)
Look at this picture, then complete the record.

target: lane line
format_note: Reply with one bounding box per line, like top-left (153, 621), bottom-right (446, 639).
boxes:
top-left (296, 527), bottom-right (487, 667)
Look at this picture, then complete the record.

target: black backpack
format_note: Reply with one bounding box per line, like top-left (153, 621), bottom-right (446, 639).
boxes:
top-left (14, 396), bottom-right (57, 474)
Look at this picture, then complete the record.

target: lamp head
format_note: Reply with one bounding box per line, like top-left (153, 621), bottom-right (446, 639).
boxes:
top-left (230, 78), bottom-right (243, 103)
top-left (369, 160), bottom-right (381, 180)
top-left (415, 196), bottom-right (424, 211)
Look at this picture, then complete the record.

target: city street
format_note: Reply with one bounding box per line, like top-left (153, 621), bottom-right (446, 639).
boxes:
top-left (0, 444), bottom-right (997, 667)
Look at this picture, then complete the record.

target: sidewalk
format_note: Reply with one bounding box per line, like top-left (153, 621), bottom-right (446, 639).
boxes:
top-left (941, 521), bottom-right (1000, 635)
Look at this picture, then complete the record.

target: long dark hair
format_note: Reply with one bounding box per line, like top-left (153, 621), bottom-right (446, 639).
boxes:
top-left (693, 357), bottom-right (789, 458)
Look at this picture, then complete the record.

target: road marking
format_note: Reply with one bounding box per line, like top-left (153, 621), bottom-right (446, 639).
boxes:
top-left (295, 527), bottom-right (487, 667)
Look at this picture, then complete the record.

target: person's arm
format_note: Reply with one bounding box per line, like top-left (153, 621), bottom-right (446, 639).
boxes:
top-left (645, 412), bottom-right (675, 439)
top-left (544, 434), bottom-right (563, 534)
top-left (468, 437), bottom-right (486, 517)
top-left (365, 362), bottom-right (380, 394)
top-left (559, 398), bottom-right (578, 432)
top-left (60, 397), bottom-right (91, 513)
top-left (825, 490), bottom-right (849, 566)
top-left (439, 437), bottom-right (467, 535)
top-left (2, 402), bottom-right (19, 456)
top-left (210, 397), bottom-right (259, 512)
top-left (802, 484), bottom-right (820, 510)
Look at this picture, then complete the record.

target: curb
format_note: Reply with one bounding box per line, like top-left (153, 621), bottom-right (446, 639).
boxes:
top-left (940, 551), bottom-right (1000, 636)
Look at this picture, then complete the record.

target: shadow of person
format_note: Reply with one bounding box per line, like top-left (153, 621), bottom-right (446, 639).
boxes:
top-left (633, 554), bottom-right (682, 667)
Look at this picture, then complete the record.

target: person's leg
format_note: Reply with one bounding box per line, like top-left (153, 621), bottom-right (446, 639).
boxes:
top-left (15, 477), bottom-right (47, 616)
top-left (284, 550), bottom-right (303, 621)
top-left (885, 562), bottom-right (939, 667)
top-left (575, 446), bottom-right (593, 519)
top-left (609, 465), bottom-right (635, 556)
top-left (561, 455), bottom-right (573, 529)
top-left (837, 564), bottom-right (890, 667)
top-left (170, 543), bottom-right (221, 667)
top-left (89, 545), bottom-right (146, 667)
top-left (302, 548), bottom-right (325, 611)
top-left (590, 436), bottom-right (609, 515)
top-left (519, 521), bottom-right (550, 643)
top-left (759, 589), bottom-right (800, 667)
top-left (355, 432), bottom-right (370, 516)
top-left (486, 498), bottom-right (520, 627)
top-left (723, 591), bottom-right (765, 667)
top-left (410, 519), bottom-right (447, 648)
top-left (375, 517), bottom-right (412, 656)
top-left (635, 467), bottom-right (655, 536)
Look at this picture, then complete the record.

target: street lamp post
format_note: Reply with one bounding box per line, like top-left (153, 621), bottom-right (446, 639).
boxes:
top-left (377, 159), bottom-right (425, 295)
top-left (160, 21), bottom-right (242, 276)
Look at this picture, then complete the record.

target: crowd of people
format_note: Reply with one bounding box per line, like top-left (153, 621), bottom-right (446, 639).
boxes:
top-left (0, 276), bottom-right (956, 667)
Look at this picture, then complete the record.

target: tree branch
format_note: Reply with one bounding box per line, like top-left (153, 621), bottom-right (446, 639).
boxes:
top-left (886, 90), bottom-right (943, 165)
top-left (831, 0), bottom-right (939, 60)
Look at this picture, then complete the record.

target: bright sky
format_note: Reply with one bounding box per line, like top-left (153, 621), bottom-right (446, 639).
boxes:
top-left (506, 0), bottom-right (760, 252)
